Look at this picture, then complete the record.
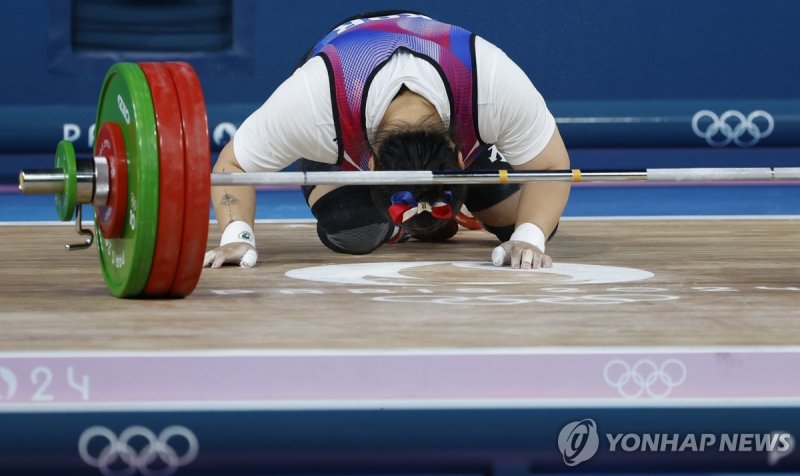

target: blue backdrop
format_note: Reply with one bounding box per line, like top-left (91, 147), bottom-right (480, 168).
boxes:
top-left (1, 0), bottom-right (798, 179)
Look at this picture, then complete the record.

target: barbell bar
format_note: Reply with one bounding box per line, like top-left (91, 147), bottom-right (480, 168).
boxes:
top-left (213, 167), bottom-right (800, 185)
top-left (20, 166), bottom-right (800, 193)
top-left (15, 61), bottom-right (800, 299)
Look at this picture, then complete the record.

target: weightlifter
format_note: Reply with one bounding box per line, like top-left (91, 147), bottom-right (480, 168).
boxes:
top-left (204, 11), bottom-right (570, 270)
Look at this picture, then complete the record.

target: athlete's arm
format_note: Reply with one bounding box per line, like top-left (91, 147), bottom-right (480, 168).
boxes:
top-left (203, 139), bottom-right (258, 268)
top-left (204, 57), bottom-right (337, 268)
top-left (476, 38), bottom-right (570, 268)
top-left (502, 127), bottom-right (570, 268)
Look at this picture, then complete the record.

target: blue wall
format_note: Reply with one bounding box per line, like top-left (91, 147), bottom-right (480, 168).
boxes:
top-left (1, 0), bottom-right (799, 178)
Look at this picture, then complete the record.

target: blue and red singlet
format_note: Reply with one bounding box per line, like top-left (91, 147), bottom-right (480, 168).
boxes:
top-left (311, 13), bottom-right (485, 171)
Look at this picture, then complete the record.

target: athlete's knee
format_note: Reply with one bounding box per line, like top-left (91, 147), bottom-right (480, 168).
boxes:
top-left (484, 222), bottom-right (559, 243)
top-left (483, 223), bottom-right (515, 242)
top-left (311, 187), bottom-right (393, 255)
top-left (315, 221), bottom-right (393, 255)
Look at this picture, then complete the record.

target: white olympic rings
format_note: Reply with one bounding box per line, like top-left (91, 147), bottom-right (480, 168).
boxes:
top-left (603, 358), bottom-right (688, 398)
top-left (691, 109), bottom-right (774, 147)
top-left (78, 425), bottom-right (198, 476)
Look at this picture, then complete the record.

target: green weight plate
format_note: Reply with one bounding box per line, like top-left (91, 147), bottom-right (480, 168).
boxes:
top-left (94, 63), bottom-right (159, 298)
top-left (54, 140), bottom-right (77, 221)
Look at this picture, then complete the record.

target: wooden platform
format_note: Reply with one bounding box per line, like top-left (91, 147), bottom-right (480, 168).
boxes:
top-left (2, 218), bottom-right (800, 473)
top-left (1, 218), bottom-right (798, 351)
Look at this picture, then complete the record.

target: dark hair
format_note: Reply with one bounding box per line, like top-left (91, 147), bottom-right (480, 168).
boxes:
top-left (369, 124), bottom-right (468, 233)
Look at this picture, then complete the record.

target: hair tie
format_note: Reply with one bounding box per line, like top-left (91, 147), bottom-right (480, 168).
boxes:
top-left (387, 190), bottom-right (453, 224)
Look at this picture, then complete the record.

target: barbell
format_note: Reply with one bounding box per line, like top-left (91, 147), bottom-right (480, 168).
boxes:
top-left (17, 62), bottom-right (800, 299)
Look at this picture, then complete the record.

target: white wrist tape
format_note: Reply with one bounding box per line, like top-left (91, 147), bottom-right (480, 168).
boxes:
top-left (509, 222), bottom-right (546, 253)
top-left (220, 221), bottom-right (255, 247)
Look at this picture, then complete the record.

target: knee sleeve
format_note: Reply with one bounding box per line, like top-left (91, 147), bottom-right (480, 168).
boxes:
top-left (463, 146), bottom-right (521, 212)
top-left (298, 158), bottom-right (341, 203)
top-left (483, 223), bottom-right (515, 243)
top-left (311, 186), bottom-right (393, 255)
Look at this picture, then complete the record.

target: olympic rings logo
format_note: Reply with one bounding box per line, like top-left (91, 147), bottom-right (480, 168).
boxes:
top-left (603, 359), bottom-right (687, 398)
top-left (78, 425), bottom-right (198, 476)
top-left (691, 109), bottom-right (774, 147)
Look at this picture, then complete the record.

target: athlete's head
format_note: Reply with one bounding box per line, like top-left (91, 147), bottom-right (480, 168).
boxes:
top-left (369, 118), bottom-right (467, 240)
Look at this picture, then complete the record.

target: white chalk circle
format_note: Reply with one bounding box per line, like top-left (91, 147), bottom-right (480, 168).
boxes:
top-left (285, 261), bottom-right (654, 287)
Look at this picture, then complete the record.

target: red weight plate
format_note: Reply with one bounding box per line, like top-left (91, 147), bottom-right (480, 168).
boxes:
top-left (165, 62), bottom-right (211, 297)
top-left (94, 122), bottom-right (128, 238)
top-left (139, 62), bottom-right (186, 297)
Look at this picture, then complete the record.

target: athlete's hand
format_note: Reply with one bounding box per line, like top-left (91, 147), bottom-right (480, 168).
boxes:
top-left (203, 242), bottom-right (258, 268)
top-left (491, 240), bottom-right (552, 269)
top-left (489, 223), bottom-right (551, 269)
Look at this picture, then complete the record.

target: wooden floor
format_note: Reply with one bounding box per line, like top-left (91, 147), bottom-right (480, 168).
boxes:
top-left (1, 218), bottom-right (798, 351)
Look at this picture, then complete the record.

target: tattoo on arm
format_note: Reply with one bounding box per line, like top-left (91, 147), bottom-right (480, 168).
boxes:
top-left (221, 191), bottom-right (239, 220)
top-left (218, 167), bottom-right (240, 221)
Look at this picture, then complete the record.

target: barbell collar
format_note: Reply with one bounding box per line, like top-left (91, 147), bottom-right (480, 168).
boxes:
top-left (18, 157), bottom-right (111, 206)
